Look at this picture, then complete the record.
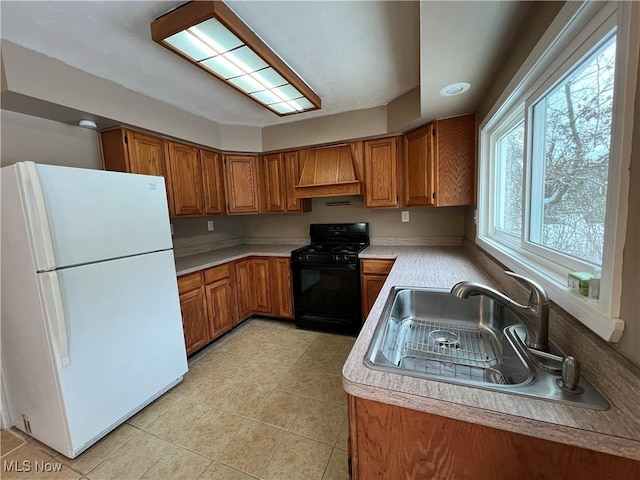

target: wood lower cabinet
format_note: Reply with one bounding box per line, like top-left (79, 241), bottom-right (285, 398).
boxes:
top-left (364, 137), bottom-right (401, 208)
top-left (225, 154), bottom-right (262, 214)
top-left (271, 257), bottom-right (294, 319)
top-left (167, 141), bottom-right (204, 216)
top-left (361, 259), bottom-right (395, 321)
top-left (177, 272), bottom-right (209, 355)
top-left (348, 395), bottom-right (640, 479)
top-left (403, 113), bottom-right (476, 207)
top-left (234, 259), bottom-right (253, 321)
top-left (205, 278), bottom-right (234, 338)
top-left (251, 258), bottom-right (273, 314)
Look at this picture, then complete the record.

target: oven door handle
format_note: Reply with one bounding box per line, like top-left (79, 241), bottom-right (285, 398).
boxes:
top-left (291, 261), bottom-right (358, 271)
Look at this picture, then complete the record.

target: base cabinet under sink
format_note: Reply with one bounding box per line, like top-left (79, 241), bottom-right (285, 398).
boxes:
top-left (347, 395), bottom-right (639, 479)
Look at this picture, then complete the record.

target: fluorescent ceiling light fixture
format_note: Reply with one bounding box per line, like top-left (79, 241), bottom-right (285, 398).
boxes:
top-left (439, 82), bottom-right (471, 97)
top-left (151, 1), bottom-right (321, 116)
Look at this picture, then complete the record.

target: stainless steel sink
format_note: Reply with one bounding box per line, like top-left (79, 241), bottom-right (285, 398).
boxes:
top-left (364, 286), bottom-right (609, 410)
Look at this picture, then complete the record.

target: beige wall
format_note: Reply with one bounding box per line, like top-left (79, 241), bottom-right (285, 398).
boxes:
top-left (0, 110), bottom-right (102, 169)
top-left (262, 107), bottom-right (388, 151)
top-left (219, 124), bottom-right (262, 153)
top-left (241, 196), bottom-right (464, 239)
top-left (171, 216), bottom-right (243, 250)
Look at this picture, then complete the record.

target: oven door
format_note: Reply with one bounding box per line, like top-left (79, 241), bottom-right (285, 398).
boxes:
top-left (292, 261), bottom-right (361, 334)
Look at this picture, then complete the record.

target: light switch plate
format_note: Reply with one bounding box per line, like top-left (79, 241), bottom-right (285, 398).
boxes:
top-left (401, 211), bottom-right (410, 222)
top-left (207, 220), bottom-right (214, 231)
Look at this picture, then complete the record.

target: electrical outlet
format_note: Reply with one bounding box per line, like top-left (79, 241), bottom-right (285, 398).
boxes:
top-left (401, 211), bottom-right (410, 223)
top-left (207, 220), bottom-right (214, 231)
top-left (170, 223), bottom-right (174, 236)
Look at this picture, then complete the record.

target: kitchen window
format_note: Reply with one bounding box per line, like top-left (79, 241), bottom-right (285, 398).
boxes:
top-left (478, 1), bottom-right (639, 342)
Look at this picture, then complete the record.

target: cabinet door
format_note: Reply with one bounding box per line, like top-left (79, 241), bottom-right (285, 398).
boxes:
top-left (361, 274), bottom-right (387, 321)
top-left (234, 259), bottom-right (253, 321)
top-left (364, 137), bottom-right (398, 208)
top-left (283, 151), bottom-right (311, 212)
top-left (167, 142), bottom-right (204, 216)
top-left (206, 278), bottom-right (234, 339)
top-left (262, 153), bottom-right (286, 213)
top-left (179, 288), bottom-right (209, 355)
top-left (251, 258), bottom-right (272, 314)
top-left (125, 130), bottom-right (168, 177)
top-left (435, 114), bottom-right (476, 206)
top-left (271, 257), bottom-right (293, 319)
top-left (403, 124), bottom-right (435, 206)
top-left (224, 155), bottom-right (261, 214)
top-left (201, 150), bottom-right (226, 215)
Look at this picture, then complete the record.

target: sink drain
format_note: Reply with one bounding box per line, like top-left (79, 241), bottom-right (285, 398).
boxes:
top-left (429, 330), bottom-right (460, 349)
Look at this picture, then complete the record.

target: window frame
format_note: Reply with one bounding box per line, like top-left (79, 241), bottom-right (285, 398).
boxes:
top-left (477, 1), bottom-right (639, 343)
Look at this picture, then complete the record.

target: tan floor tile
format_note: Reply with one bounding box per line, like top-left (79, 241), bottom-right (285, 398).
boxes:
top-left (216, 356), bottom-right (262, 380)
top-left (322, 447), bottom-right (348, 480)
top-left (60, 424), bottom-right (138, 474)
top-left (290, 399), bottom-right (346, 445)
top-left (262, 433), bottom-right (332, 480)
top-left (216, 420), bottom-right (284, 477)
top-left (86, 431), bottom-right (170, 480)
top-left (127, 389), bottom-right (184, 429)
top-left (177, 409), bottom-right (245, 458)
top-left (245, 362), bottom-right (291, 388)
top-left (295, 349), bottom-right (339, 374)
top-left (1, 443), bottom-right (55, 480)
top-left (250, 390), bottom-right (305, 429)
top-left (143, 397), bottom-right (210, 443)
top-left (308, 335), bottom-right (354, 353)
top-left (276, 368), bottom-right (346, 405)
top-left (198, 461), bottom-right (257, 480)
top-left (214, 335), bottom-right (257, 355)
top-left (193, 349), bottom-right (238, 372)
top-left (335, 418), bottom-right (348, 450)
top-left (183, 374), bottom-right (240, 406)
top-left (217, 382), bottom-right (272, 416)
top-left (1, 429), bottom-right (26, 457)
top-left (259, 343), bottom-right (308, 365)
top-left (259, 329), bottom-right (317, 347)
top-left (140, 445), bottom-right (211, 480)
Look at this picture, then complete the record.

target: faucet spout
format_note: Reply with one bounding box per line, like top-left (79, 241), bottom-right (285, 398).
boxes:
top-left (451, 271), bottom-right (549, 351)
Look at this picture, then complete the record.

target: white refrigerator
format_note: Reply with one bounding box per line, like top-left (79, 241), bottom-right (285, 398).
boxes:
top-left (0, 162), bottom-right (188, 458)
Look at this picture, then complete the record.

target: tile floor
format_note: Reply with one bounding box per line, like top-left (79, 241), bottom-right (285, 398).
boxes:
top-left (0, 318), bottom-right (353, 480)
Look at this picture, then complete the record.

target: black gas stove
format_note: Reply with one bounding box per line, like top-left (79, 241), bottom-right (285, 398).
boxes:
top-left (291, 223), bottom-right (369, 334)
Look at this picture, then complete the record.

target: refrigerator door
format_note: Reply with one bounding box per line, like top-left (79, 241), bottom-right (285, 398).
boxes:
top-left (18, 162), bottom-right (172, 271)
top-left (42, 250), bottom-right (187, 455)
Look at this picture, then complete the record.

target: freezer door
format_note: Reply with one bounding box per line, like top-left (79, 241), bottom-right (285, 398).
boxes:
top-left (18, 162), bottom-right (172, 271)
top-left (48, 250), bottom-right (187, 454)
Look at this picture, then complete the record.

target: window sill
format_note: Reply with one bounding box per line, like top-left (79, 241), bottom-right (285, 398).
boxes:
top-left (477, 235), bottom-right (624, 343)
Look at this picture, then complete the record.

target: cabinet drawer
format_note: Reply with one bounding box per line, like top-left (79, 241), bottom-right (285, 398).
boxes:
top-left (177, 272), bottom-right (203, 294)
top-left (204, 263), bottom-right (230, 284)
top-left (361, 259), bottom-right (395, 275)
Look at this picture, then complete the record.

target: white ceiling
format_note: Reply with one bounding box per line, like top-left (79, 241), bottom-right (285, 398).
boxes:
top-left (0, 1), bottom-right (530, 128)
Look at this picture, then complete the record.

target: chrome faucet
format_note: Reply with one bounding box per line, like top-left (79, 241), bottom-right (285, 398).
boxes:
top-left (451, 271), bottom-right (549, 351)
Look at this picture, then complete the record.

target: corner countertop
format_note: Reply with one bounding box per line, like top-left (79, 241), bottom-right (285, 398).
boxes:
top-left (343, 245), bottom-right (640, 461)
top-left (174, 244), bottom-right (302, 276)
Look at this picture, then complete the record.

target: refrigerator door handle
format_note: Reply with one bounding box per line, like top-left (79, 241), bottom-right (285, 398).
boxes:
top-left (39, 272), bottom-right (71, 367)
top-left (20, 162), bottom-right (56, 271)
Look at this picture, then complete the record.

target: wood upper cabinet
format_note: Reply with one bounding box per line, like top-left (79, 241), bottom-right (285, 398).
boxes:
top-left (403, 113), bottom-right (476, 207)
top-left (262, 153), bottom-right (286, 213)
top-left (224, 154), bottom-right (261, 214)
top-left (348, 395), bottom-right (640, 479)
top-left (361, 259), bottom-right (395, 321)
top-left (283, 151), bottom-right (311, 213)
top-left (167, 141), bottom-right (204, 216)
top-left (234, 259), bottom-right (253, 321)
top-left (177, 272), bottom-right (209, 355)
top-left (251, 258), bottom-right (273, 314)
top-left (271, 257), bottom-right (294, 319)
top-left (364, 137), bottom-right (400, 208)
top-left (201, 150), bottom-right (226, 215)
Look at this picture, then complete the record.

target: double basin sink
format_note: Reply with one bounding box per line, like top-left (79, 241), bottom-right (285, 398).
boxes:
top-left (365, 287), bottom-right (609, 410)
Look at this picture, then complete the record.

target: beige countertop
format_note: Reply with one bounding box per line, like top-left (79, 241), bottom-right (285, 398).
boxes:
top-left (174, 244), bottom-right (302, 276)
top-left (344, 245), bottom-right (640, 461)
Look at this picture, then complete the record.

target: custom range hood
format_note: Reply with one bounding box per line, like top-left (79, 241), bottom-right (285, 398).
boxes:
top-left (295, 143), bottom-right (363, 198)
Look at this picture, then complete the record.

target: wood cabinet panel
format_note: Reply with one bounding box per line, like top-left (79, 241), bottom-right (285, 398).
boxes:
top-left (234, 259), bottom-right (253, 321)
top-left (283, 151), bottom-right (311, 212)
top-left (271, 257), bottom-right (293, 319)
top-left (201, 150), bottom-right (226, 215)
top-left (349, 396), bottom-right (640, 480)
top-left (225, 154), bottom-right (261, 214)
top-left (125, 130), bottom-right (168, 178)
top-left (361, 259), bottom-right (395, 275)
top-left (179, 287), bottom-right (209, 355)
top-left (205, 278), bottom-right (234, 338)
top-left (403, 124), bottom-right (435, 206)
top-left (167, 141), bottom-right (204, 216)
top-left (262, 153), bottom-right (286, 213)
top-left (251, 258), bottom-right (272, 314)
top-left (364, 137), bottom-right (399, 208)
top-left (204, 264), bottom-right (230, 285)
top-left (177, 272), bottom-right (203, 294)
top-left (435, 114), bottom-right (476, 206)
top-left (361, 275), bottom-right (387, 322)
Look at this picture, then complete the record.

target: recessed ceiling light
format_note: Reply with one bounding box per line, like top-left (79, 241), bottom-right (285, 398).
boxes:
top-left (78, 120), bottom-right (97, 129)
top-left (439, 82), bottom-right (471, 97)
